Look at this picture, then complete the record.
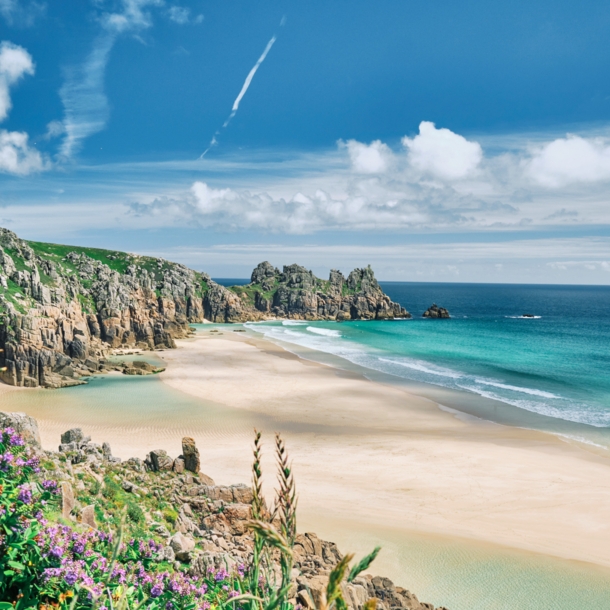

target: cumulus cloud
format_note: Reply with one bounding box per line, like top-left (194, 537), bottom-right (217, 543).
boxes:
top-left (0, 41), bottom-right (34, 121)
top-left (101, 0), bottom-right (162, 34)
top-left (527, 134), bottom-right (610, 188)
top-left (402, 121), bottom-right (483, 180)
top-left (0, 129), bottom-right (44, 174)
top-left (344, 139), bottom-right (392, 174)
top-left (0, 41), bottom-right (44, 175)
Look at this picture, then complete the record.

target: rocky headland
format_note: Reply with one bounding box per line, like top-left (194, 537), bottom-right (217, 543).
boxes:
top-left (0, 227), bottom-right (408, 388)
top-left (0, 411), bottom-right (446, 610)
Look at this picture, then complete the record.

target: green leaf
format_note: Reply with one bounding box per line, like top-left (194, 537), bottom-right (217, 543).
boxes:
top-left (8, 560), bottom-right (25, 570)
top-left (348, 546), bottom-right (381, 582)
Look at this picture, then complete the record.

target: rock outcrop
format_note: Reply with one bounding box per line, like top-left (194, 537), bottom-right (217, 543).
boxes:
top-left (3, 412), bottom-right (448, 610)
top-left (224, 262), bottom-right (410, 322)
top-left (0, 228), bottom-right (409, 387)
top-left (422, 304), bottom-right (450, 319)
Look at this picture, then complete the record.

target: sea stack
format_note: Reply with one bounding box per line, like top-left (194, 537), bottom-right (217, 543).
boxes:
top-left (423, 304), bottom-right (450, 319)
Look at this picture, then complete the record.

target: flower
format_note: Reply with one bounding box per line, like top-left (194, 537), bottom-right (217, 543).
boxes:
top-left (150, 583), bottom-right (164, 598)
top-left (17, 485), bottom-right (33, 504)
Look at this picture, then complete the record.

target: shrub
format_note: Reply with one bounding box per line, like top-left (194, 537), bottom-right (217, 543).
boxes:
top-left (127, 502), bottom-right (144, 524)
top-left (162, 506), bottom-right (178, 524)
top-left (101, 475), bottom-right (121, 499)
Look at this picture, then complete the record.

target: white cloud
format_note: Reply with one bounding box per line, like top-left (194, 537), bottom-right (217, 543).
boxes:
top-left (59, 0), bottom-right (163, 159)
top-left (101, 0), bottom-right (162, 34)
top-left (344, 139), bottom-right (391, 174)
top-left (0, 41), bottom-right (44, 175)
top-left (167, 6), bottom-right (203, 25)
top-left (0, 0), bottom-right (45, 26)
top-left (0, 41), bottom-right (34, 121)
top-left (402, 121), bottom-right (483, 180)
top-left (0, 129), bottom-right (44, 174)
top-left (59, 34), bottom-right (114, 159)
top-left (527, 134), bottom-right (610, 188)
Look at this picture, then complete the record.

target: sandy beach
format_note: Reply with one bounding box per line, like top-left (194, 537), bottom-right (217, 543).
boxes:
top-left (150, 331), bottom-right (610, 570)
top-left (3, 330), bottom-right (610, 582)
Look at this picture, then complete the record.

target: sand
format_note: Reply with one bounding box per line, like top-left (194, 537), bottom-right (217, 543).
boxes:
top-left (3, 331), bottom-right (610, 578)
top-left (157, 332), bottom-right (610, 570)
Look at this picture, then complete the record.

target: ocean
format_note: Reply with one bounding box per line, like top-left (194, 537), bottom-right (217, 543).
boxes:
top-left (215, 281), bottom-right (610, 452)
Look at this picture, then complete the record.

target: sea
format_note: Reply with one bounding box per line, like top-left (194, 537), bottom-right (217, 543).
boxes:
top-left (215, 280), bottom-right (610, 453)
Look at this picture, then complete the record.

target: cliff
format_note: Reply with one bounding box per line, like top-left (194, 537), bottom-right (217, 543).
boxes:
top-left (0, 228), bottom-right (408, 387)
top-left (224, 261), bottom-right (409, 322)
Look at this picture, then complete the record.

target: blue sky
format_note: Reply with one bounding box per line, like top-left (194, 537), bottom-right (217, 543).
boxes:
top-left (0, 0), bottom-right (609, 283)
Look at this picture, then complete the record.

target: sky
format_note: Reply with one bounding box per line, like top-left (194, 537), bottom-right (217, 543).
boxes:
top-left (0, 0), bottom-right (609, 283)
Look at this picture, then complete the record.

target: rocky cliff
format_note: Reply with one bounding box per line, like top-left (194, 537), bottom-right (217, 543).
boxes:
top-left (0, 228), bottom-right (408, 387)
top-left (224, 261), bottom-right (410, 322)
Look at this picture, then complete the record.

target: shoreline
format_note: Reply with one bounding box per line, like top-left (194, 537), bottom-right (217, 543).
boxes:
top-left (2, 330), bottom-right (610, 588)
top-left (158, 331), bottom-right (610, 570)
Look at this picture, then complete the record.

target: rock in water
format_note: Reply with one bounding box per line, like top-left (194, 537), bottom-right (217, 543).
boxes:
top-left (0, 412), bottom-right (41, 448)
top-left (182, 437), bottom-right (200, 473)
top-left (422, 304), bottom-right (450, 319)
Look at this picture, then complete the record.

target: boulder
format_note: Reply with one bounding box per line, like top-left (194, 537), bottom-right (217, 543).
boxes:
top-left (149, 449), bottom-right (174, 471)
top-left (170, 532), bottom-right (196, 562)
top-left (61, 428), bottom-right (89, 445)
top-left (61, 481), bottom-right (75, 519)
top-left (422, 304), bottom-right (450, 319)
top-left (0, 412), bottom-right (41, 448)
top-left (81, 504), bottom-right (97, 528)
top-left (182, 436), bottom-right (200, 473)
top-left (173, 457), bottom-right (186, 473)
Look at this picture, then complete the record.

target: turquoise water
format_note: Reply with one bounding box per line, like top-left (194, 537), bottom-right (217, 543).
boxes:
top-left (241, 282), bottom-right (610, 449)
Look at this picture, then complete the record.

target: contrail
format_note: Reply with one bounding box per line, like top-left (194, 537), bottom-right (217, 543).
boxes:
top-left (222, 35), bottom-right (276, 128)
top-left (201, 19), bottom-right (284, 158)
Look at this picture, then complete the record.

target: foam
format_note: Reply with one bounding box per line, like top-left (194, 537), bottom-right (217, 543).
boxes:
top-left (378, 357), bottom-right (463, 380)
top-left (474, 378), bottom-right (559, 399)
top-left (306, 326), bottom-right (342, 337)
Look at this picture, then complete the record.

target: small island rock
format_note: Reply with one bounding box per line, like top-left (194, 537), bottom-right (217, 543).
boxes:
top-left (422, 304), bottom-right (450, 319)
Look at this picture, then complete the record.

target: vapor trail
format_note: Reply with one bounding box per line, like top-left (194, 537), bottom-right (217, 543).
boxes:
top-left (200, 22), bottom-right (283, 158)
top-left (223, 35), bottom-right (276, 128)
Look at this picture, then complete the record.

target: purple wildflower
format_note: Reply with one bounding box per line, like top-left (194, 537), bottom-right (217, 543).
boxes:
top-left (17, 485), bottom-right (33, 504)
top-left (150, 583), bottom-right (164, 598)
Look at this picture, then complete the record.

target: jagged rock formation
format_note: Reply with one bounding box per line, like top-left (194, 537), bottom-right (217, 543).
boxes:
top-left (0, 227), bottom-right (229, 387)
top-left (0, 228), bottom-right (408, 387)
top-left (422, 304), bottom-right (450, 319)
top-left (225, 262), bottom-right (410, 322)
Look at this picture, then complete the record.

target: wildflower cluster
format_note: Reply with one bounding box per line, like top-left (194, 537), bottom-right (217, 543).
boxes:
top-left (0, 426), bottom-right (250, 610)
top-left (38, 527), bottom-right (230, 608)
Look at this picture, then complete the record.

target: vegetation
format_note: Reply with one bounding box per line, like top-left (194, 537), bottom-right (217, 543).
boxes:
top-left (0, 427), bottom-right (379, 610)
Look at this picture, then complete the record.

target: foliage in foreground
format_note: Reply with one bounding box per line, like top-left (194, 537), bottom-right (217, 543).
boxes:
top-left (0, 427), bottom-right (379, 610)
